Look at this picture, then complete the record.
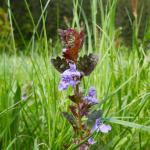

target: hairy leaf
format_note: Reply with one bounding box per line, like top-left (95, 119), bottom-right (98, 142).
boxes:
top-left (77, 54), bottom-right (99, 76)
top-left (79, 101), bottom-right (92, 117)
top-left (87, 110), bottom-right (103, 127)
top-left (62, 112), bottom-right (77, 130)
top-left (69, 105), bottom-right (78, 117)
top-left (69, 93), bottom-right (82, 104)
top-left (51, 56), bottom-right (69, 73)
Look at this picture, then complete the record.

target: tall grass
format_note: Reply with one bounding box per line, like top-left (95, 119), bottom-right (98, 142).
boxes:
top-left (0, 0), bottom-right (150, 150)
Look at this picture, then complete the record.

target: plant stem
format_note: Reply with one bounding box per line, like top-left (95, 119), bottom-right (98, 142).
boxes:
top-left (75, 84), bottom-right (83, 140)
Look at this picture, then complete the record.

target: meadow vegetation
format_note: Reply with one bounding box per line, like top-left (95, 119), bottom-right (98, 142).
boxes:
top-left (0, 0), bottom-right (150, 149)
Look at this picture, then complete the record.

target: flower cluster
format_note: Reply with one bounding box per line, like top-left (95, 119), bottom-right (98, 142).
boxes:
top-left (51, 28), bottom-right (111, 149)
top-left (58, 63), bottom-right (81, 91)
top-left (84, 87), bottom-right (99, 105)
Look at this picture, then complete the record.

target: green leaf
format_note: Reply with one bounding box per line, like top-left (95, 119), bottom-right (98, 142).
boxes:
top-left (10, 83), bottom-right (21, 138)
top-left (87, 110), bottom-right (103, 127)
top-left (109, 118), bottom-right (150, 132)
top-left (62, 112), bottom-right (77, 130)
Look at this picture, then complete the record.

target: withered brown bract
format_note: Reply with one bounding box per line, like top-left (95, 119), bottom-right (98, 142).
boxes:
top-left (69, 93), bottom-right (83, 104)
top-left (58, 28), bottom-right (84, 63)
top-left (77, 53), bottom-right (99, 76)
top-left (69, 105), bottom-right (78, 117)
top-left (58, 29), bottom-right (67, 47)
top-left (79, 101), bottom-right (92, 117)
top-left (51, 56), bottom-right (69, 73)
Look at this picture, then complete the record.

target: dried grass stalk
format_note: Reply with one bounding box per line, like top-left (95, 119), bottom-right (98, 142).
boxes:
top-left (131, 0), bottom-right (138, 18)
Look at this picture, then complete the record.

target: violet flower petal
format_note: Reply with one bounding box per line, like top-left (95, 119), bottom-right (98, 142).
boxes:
top-left (58, 63), bottom-right (81, 91)
top-left (84, 87), bottom-right (99, 104)
top-left (88, 87), bottom-right (96, 97)
top-left (88, 138), bottom-right (96, 145)
top-left (98, 124), bottom-right (112, 133)
top-left (91, 118), bottom-right (111, 133)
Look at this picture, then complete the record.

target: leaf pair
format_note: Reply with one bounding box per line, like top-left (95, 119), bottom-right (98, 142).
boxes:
top-left (63, 108), bottom-right (103, 131)
top-left (51, 53), bottom-right (99, 76)
top-left (69, 101), bottom-right (91, 118)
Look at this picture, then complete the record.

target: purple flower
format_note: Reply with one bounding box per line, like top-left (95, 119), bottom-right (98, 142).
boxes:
top-left (88, 138), bottom-right (96, 145)
top-left (91, 119), bottom-right (111, 133)
top-left (22, 94), bottom-right (27, 100)
top-left (58, 63), bottom-right (81, 91)
top-left (84, 87), bottom-right (99, 104)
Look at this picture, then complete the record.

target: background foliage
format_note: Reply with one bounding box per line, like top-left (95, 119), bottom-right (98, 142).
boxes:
top-left (0, 0), bottom-right (150, 50)
top-left (0, 0), bottom-right (150, 150)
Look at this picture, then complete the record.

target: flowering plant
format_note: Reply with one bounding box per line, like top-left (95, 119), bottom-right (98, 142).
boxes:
top-left (51, 28), bottom-right (111, 150)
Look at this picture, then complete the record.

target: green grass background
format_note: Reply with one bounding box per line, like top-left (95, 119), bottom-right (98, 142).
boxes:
top-left (0, 0), bottom-right (150, 149)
